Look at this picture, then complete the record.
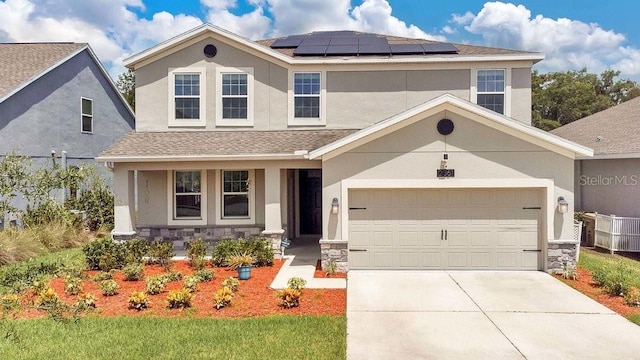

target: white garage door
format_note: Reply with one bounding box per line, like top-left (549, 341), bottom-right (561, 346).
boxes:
top-left (348, 188), bottom-right (542, 270)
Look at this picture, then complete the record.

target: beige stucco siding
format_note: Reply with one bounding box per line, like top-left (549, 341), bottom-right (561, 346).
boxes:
top-left (511, 67), bottom-right (532, 124)
top-left (322, 111), bottom-right (574, 242)
top-left (406, 69), bottom-right (470, 108)
top-left (578, 158), bottom-right (640, 217)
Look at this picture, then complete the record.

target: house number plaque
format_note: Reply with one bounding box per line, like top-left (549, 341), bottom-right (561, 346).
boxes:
top-left (437, 169), bottom-right (455, 178)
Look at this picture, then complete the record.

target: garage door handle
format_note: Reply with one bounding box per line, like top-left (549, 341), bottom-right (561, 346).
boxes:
top-left (523, 207), bottom-right (541, 210)
top-left (349, 207), bottom-right (367, 210)
top-left (441, 229), bottom-right (444, 240)
top-left (445, 230), bottom-right (448, 240)
top-left (522, 249), bottom-right (542, 252)
top-left (349, 249), bottom-right (367, 252)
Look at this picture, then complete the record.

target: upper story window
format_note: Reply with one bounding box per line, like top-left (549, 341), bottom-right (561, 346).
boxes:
top-left (81, 97), bottom-right (93, 133)
top-left (168, 68), bottom-right (206, 127)
top-left (216, 67), bottom-right (254, 126)
top-left (476, 69), bottom-right (505, 114)
top-left (289, 71), bottom-right (326, 126)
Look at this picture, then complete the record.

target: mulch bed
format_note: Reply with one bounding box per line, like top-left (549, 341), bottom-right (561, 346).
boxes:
top-left (556, 267), bottom-right (640, 318)
top-left (313, 260), bottom-right (347, 279)
top-left (16, 260), bottom-right (346, 319)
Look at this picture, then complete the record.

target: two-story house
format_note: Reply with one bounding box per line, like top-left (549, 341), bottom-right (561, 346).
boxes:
top-left (99, 24), bottom-right (592, 273)
top-left (0, 43), bottom-right (135, 224)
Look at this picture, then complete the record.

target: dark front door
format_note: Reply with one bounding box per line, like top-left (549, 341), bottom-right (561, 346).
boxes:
top-left (299, 169), bottom-right (322, 235)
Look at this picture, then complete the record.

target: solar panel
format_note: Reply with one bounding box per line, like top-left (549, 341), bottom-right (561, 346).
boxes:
top-left (325, 45), bottom-right (359, 55)
top-left (270, 37), bottom-right (304, 48)
top-left (293, 45), bottom-right (327, 55)
top-left (358, 36), bottom-right (387, 45)
top-left (300, 37), bottom-right (331, 46)
top-left (358, 44), bottom-right (391, 54)
top-left (421, 43), bottom-right (458, 54)
top-left (389, 44), bottom-right (425, 55)
top-left (329, 37), bottom-right (359, 46)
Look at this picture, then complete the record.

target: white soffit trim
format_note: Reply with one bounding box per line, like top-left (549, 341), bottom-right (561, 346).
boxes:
top-left (309, 93), bottom-right (593, 160)
top-left (123, 23), bottom-right (544, 69)
top-left (95, 153), bottom-right (309, 163)
top-left (581, 153), bottom-right (640, 160)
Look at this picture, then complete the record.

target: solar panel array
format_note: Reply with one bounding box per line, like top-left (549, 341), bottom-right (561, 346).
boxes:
top-left (270, 31), bottom-right (458, 56)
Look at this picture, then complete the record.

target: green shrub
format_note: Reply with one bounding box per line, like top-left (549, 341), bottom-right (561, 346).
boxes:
top-left (562, 263), bottom-right (578, 281)
top-left (123, 239), bottom-right (149, 264)
top-left (93, 270), bottom-right (115, 281)
top-left (148, 241), bottom-right (174, 270)
top-left (187, 239), bottom-right (208, 270)
top-left (221, 277), bottom-right (239, 292)
top-left (166, 288), bottom-right (193, 309)
top-left (75, 293), bottom-right (96, 310)
top-left (624, 288), bottom-right (640, 307)
top-left (591, 266), bottom-right (608, 286)
top-left (183, 276), bottom-right (199, 293)
top-left (83, 238), bottom-right (126, 271)
top-left (145, 275), bottom-right (167, 295)
top-left (122, 263), bottom-right (144, 281)
top-left (213, 286), bottom-right (233, 310)
top-left (0, 260), bottom-right (61, 292)
top-left (99, 280), bottom-right (119, 296)
top-left (277, 287), bottom-right (301, 309)
top-left (593, 262), bottom-right (632, 296)
top-left (36, 288), bottom-right (60, 308)
top-left (31, 274), bottom-right (51, 293)
top-left (0, 293), bottom-right (21, 312)
top-left (211, 237), bottom-right (274, 267)
top-left (128, 291), bottom-right (149, 311)
top-left (65, 169), bottom-right (115, 231)
top-left (194, 269), bottom-right (215, 282)
top-left (164, 271), bottom-right (183, 282)
top-left (287, 277), bottom-right (307, 291)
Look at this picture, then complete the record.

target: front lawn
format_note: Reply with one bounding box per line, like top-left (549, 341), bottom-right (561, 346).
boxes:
top-left (0, 315), bottom-right (346, 359)
top-left (579, 248), bottom-right (640, 289)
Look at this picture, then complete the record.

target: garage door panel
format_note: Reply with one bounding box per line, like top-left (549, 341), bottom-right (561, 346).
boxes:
top-left (348, 188), bottom-right (542, 270)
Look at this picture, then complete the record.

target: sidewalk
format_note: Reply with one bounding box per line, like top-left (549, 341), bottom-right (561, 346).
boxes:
top-left (270, 255), bottom-right (346, 289)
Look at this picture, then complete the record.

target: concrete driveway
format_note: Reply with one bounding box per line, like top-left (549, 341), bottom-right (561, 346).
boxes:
top-left (347, 271), bottom-right (640, 359)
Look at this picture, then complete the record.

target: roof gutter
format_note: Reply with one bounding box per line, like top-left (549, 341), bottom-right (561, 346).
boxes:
top-left (96, 153), bottom-right (312, 163)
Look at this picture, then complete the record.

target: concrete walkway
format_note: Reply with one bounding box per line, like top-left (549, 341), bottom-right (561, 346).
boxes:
top-left (347, 271), bottom-right (640, 360)
top-left (270, 236), bottom-right (346, 289)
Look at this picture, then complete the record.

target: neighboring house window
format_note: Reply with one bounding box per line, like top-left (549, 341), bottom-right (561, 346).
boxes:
top-left (216, 68), bottom-right (254, 126)
top-left (168, 68), bottom-right (206, 127)
top-left (81, 98), bottom-right (93, 133)
top-left (476, 69), bottom-right (505, 114)
top-left (289, 71), bottom-right (326, 126)
top-left (221, 170), bottom-right (250, 218)
top-left (174, 171), bottom-right (202, 219)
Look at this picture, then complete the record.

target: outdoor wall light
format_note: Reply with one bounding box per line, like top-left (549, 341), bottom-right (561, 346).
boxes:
top-left (331, 198), bottom-right (340, 214)
top-left (557, 196), bottom-right (569, 214)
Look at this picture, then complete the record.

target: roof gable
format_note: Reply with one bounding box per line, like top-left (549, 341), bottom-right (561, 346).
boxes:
top-left (124, 23), bottom-right (544, 69)
top-left (0, 43), bottom-right (135, 119)
top-left (309, 94), bottom-right (593, 160)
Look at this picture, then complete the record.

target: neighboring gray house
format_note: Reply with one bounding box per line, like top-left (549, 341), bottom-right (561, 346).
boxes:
top-left (0, 43), bottom-right (135, 217)
top-left (99, 24), bottom-right (592, 273)
top-left (552, 97), bottom-right (640, 217)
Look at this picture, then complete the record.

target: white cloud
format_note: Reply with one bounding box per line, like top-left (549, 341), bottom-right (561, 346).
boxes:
top-left (457, 1), bottom-right (640, 76)
top-left (204, 0), bottom-right (271, 40)
top-left (442, 25), bottom-right (456, 35)
top-left (451, 11), bottom-right (474, 26)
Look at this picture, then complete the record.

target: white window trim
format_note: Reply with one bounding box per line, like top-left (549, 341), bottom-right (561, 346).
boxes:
top-left (167, 170), bottom-right (207, 226)
top-left (215, 67), bottom-right (254, 127)
top-left (215, 169), bottom-right (255, 225)
top-left (288, 70), bottom-right (327, 126)
top-left (80, 97), bottom-right (93, 134)
top-left (470, 68), bottom-right (511, 117)
top-left (168, 67), bottom-right (206, 127)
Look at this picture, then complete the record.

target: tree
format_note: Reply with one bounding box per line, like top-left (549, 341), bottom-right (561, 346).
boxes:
top-left (116, 68), bottom-right (135, 111)
top-left (532, 69), bottom-right (640, 130)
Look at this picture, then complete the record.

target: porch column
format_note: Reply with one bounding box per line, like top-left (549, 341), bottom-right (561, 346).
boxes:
top-left (262, 166), bottom-right (284, 258)
top-left (112, 166), bottom-right (136, 241)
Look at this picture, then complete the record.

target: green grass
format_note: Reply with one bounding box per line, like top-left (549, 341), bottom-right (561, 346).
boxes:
top-left (579, 248), bottom-right (640, 289)
top-left (629, 314), bottom-right (640, 326)
top-left (0, 315), bottom-right (346, 359)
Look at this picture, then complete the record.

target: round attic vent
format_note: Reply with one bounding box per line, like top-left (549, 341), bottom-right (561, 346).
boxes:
top-left (204, 44), bottom-right (217, 58)
top-left (437, 119), bottom-right (454, 136)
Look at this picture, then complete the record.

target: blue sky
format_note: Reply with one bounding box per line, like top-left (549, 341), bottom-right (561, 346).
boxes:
top-left (1, 0), bottom-right (639, 79)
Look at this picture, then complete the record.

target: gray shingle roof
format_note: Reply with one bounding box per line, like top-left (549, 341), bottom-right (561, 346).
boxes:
top-left (98, 129), bottom-right (358, 160)
top-left (256, 33), bottom-right (535, 58)
top-left (551, 97), bottom-right (640, 156)
top-left (0, 43), bottom-right (86, 99)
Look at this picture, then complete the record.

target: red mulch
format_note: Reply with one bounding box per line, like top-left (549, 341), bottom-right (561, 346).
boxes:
top-left (555, 267), bottom-right (640, 318)
top-left (16, 260), bottom-right (346, 319)
top-left (313, 260), bottom-right (347, 279)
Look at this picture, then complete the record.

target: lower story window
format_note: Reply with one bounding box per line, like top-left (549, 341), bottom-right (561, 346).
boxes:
top-left (174, 171), bottom-right (202, 219)
top-left (222, 170), bottom-right (249, 218)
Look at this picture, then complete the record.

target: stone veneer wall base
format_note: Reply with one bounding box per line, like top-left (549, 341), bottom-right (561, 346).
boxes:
top-left (320, 239), bottom-right (348, 273)
top-left (547, 240), bottom-right (579, 274)
top-left (118, 225), bottom-right (265, 250)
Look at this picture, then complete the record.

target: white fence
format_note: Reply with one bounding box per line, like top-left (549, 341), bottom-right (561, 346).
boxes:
top-left (595, 214), bottom-right (640, 253)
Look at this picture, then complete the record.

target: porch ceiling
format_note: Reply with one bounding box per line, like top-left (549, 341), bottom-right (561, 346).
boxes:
top-left (97, 129), bottom-right (357, 162)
